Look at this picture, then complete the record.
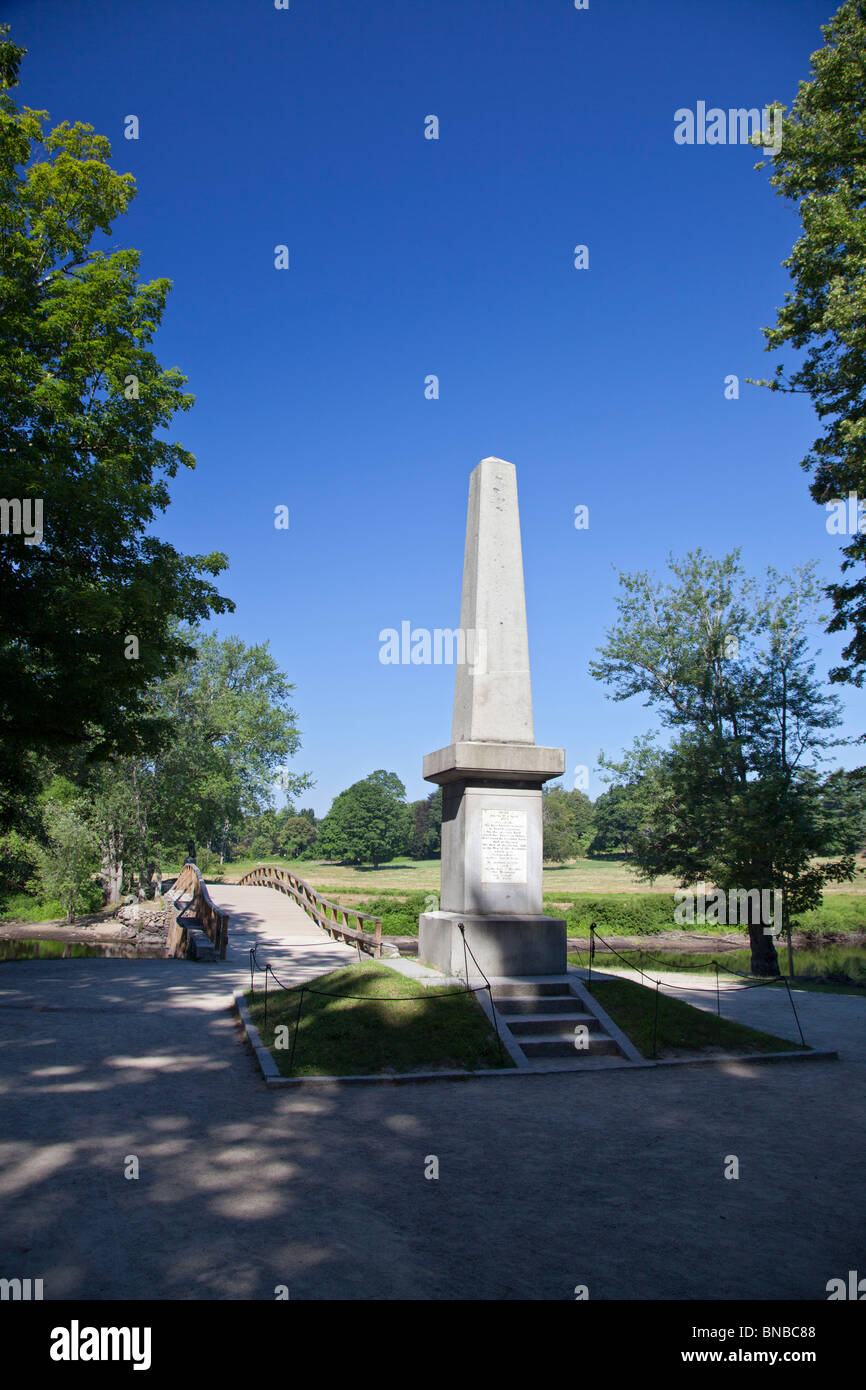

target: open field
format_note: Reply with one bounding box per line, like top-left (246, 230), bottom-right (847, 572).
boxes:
top-left (212, 855), bottom-right (683, 894)
top-left (211, 852), bottom-right (866, 896)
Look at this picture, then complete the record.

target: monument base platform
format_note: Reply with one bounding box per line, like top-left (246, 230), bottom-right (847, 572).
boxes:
top-left (418, 911), bottom-right (567, 978)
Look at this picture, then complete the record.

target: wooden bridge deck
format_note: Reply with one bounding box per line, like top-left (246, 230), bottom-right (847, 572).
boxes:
top-left (205, 881), bottom-right (358, 987)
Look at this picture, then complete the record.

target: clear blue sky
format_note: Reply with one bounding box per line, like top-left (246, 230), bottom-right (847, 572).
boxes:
top-left (9, 0), bottom-right (864, 815)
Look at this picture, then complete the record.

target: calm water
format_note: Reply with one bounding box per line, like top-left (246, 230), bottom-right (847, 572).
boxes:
top-left (0, 938), bottom-right (166, 961)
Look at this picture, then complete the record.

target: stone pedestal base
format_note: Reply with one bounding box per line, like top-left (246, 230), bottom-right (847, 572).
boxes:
top-left (418, 911), bottom-right (566, 978)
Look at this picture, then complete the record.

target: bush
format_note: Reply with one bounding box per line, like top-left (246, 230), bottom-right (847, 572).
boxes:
top-left (79, 879), bottom-right (105, 913)
top-left (249, 836), bottom-right (273, 861)
top-left (348, 891), bottom-right (432, 935)
top-left (195, 847), bottom-right (219, 875)
top-left (0, 892), bottom-right (63, 922)
top-left (563, 894), bottom-right (677, 937)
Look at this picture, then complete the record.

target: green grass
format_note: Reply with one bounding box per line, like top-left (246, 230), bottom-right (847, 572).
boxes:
top-left (245, 961), bottom-right (513, 1077)
top-left (585, 976), bottom-right (809, 1058)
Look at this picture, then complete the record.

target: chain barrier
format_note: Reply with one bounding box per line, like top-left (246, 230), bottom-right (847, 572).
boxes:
top-left (586, 924), bottom-right (807, 1046)
top-left (247, 929), bottom-right (504, 1075)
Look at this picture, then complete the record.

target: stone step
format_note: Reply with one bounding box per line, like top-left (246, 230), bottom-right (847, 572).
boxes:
top-left (506, 1013), bottom-right (602, 1037)
top-left (491, 982), bottom-right (573, 999)
top-left (495, 996), bottom-right (589, 1016)
top-left (518, 1034), bottom-right (623, 1059)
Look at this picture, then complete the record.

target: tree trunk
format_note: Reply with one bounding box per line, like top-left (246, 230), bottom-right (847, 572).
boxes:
top-left (747, 892), bottom-right (780, 977)
top-left (100, 830), bottom-right (124, 905)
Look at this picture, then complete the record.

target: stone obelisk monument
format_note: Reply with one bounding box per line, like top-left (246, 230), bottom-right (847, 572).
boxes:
top-left (418, 458), bottom-right (567, 977)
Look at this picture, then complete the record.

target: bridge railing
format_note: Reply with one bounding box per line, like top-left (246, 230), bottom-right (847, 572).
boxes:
top-left (169, 861), bottom-right (229, 959)
top-left (237, 864), bottom-right (384, 959)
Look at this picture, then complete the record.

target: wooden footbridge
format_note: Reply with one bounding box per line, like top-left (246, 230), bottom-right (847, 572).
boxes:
top-left (166, 862), bottom-right (396, 973)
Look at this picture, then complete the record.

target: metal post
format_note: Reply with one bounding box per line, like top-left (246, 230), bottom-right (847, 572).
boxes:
top-left (652, 980), bottom-right (660, 1059)
top-left (715, 961), bottom-right (720, 1017)
top-left (783, 977), bottom-right (807, 1048)
top-left (288, 987), bottom-right (306, 1076)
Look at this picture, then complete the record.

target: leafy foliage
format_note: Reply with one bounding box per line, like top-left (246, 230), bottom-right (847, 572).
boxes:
top-left (408, 788), bottom-right (442, 859)
top-left (31, 777), bottom-right (99, 921)
top-left (590, 550), bottom-right (855, 973)
top-left (542, 784), bottom-right (593, 862)
top-left (0, 30), bottom-right (232, 812)
top-left (752, 1), bottom-right (866, 681)
top-left (586, 783), bottom-right (646, 855)
top-left (318, 770), bottom-right (411, 867)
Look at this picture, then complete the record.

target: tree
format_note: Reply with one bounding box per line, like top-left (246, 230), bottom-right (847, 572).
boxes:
top-left (276, 813), bottom-right (318, 860)
top-left (89, 629), bottom-right (308, 891)
top-left (0, 30), bottom-right (233, 816)
top-left (586, 782), bottom-right (646, 856)
top-left (32, 777), bottom-right (99, 922)
top-left (542, 785), bottom-right (593, 863)
top-left (816, 767), bottom-right (866, 853)
top-left (408, 788), bottom-right (442, 859)
top-left (318, 771), bottom-right (411, 867)
top-left (88, 762), bottom-right (142, 903)
top-left (751, 1), bottom-right (866, 683)
top-left (590, 551), bottom-right (855, 975)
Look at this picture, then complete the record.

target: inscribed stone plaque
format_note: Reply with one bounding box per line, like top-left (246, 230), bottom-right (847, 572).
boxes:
top-left (481, 807), bottom-right (528, 883)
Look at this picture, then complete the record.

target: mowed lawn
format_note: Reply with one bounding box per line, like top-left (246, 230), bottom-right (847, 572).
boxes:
top-left (211, 853), bottom-right (866, 897)
top-left (213, 855), bottom-right (683, 894)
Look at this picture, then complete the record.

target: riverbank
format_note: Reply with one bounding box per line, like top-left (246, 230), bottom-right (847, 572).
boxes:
top-left (0, 900), bottom-right (173, 952)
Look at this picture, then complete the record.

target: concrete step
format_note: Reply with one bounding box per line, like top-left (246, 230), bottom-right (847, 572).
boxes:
top-left (492, 982), bottom-right (573, 999)
top-left (506, 1012), bottom-right (602, 1037)
top-left (495, 996), bottom-right (589, 1016)
top-left (518, 1034), bottom-right (623, 1059)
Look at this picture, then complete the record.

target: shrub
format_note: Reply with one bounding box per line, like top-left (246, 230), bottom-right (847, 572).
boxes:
top-left (563, 895), bottom-right (676, 937)
top-left (195, 847), bottom-right (219, 875)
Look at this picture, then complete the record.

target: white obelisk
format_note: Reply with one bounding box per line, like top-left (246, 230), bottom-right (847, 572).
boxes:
top-left (419, 458), bottom-right (567, 977)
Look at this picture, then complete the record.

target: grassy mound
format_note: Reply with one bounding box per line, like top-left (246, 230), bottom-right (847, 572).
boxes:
top-left (245, 961), bottom-right (512, 1077)
top-left (586, 976), bottom-right (809, 1058)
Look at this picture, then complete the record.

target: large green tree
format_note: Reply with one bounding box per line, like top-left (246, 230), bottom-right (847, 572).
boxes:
top-left (816, 766), bottom-right (866, 853)
top-left (318, 770), bottom-right (411, 868)
top-left (752, 1), bottom-right (866, 683)
top-left (408, 788), bottom-right (442, 859)
top-left (0, 30), bottom-right (232, 815)
top-left (590, 551), bottom-right (855, 975)
top-left (586, 781), bottom-right (647, 856)
top-left (542, 785), bottom-right (593, 863)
